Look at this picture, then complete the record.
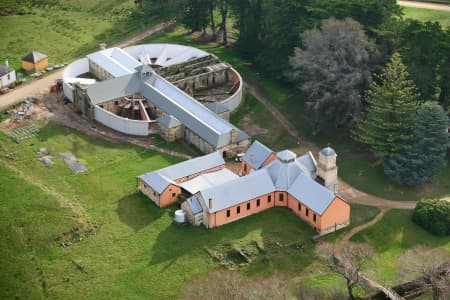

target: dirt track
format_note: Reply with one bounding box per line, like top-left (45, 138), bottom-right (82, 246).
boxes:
top-left (0, 21), bottom-right (174, 111)
top-left (398, 0), bottom-right (450, 11)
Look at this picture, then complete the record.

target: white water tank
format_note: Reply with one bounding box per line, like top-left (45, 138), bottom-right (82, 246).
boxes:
top-left (174, 210), bottom-right (186, 223)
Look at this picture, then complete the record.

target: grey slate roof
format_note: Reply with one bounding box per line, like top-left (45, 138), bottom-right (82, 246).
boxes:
top-left (242, 140), bottom-right (274, 170)
top-left (205, 102), bottom-right (229, 114)
top-left (199, 168), bottom-right (275, 213)
top-left (179, 168), bottom-right (238, 194)
top-left (0, 65), bottom-right (14, 77)
top-left (22, 51), bottom-right (47, 63)
top-left (157, 115), bottom-right (181, 129)
top-left (187, 196), bottom-right (203, 214)
top-left (321, 147), bottom-right (336, 157)
top-left (138, 152), bottom-right (225, 194)
top-left (287, 173), bottom-right (336, 215)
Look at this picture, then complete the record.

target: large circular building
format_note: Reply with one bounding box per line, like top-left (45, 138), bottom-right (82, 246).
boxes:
top-left (62, 44), bottom-right (249, 157)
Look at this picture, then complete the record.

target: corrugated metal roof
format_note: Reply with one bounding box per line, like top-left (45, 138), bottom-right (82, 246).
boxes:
top-left (266, 152), bottom-right (316, 191)
top-left (277, 150), bottom-right (296, 162)
top-left (22, 51), bottom-right (47, 63)
top-left (287, 173), bottom-right (336, 215)
top-left (87, 73), bottom-right (141, 105)
top-left (199, 169), bottom-right (275, 213)
top-left (157, 115), bottom-right (181, 128)
top-left (187, 196), bottom-right (203, 214)
top-left (111, 48), bottom-right (141, 71)
top-left (242, 140), bottom-right (274, 170)
top-left (205, 102), bottom-right (229, 114)
top-left (87, 48), bottom-right (142, 78)
top-left (138, 172), bottom-right (174, 194)
top-left (296, 152), bottom-right (317, 178)
top-left (138, 152), bottom-right (225, 193)
top-left (141, 74), bottom-right (248, 148)
top-left (179, 168), bottom-right (238, 194)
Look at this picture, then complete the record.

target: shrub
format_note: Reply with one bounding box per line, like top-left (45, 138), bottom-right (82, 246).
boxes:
top-left (412, 199), bottom-right (450, 236)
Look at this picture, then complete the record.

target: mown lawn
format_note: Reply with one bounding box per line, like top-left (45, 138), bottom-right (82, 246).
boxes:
top-left (351, 209), bottom-right (450, 285)
top-left (141, 26), bottom-right (450, 201)
top-left (0, 0), bottom-right (155, 72)
top-left (402, 6), bottom-right (450, 27)
top-left (0, 122), bottom-right (317, 299)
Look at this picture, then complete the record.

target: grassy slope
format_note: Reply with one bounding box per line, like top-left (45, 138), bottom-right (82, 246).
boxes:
top-left (0, 123), bottom-right (317, 299)
top-left (402, 6), bottom-right (450, 27)
top-left (351, 209), bottom-right (450, 284)
top-left (0, 0), bottom-right (154, 71)
top-left (140, 27), bottom-right (450, 201)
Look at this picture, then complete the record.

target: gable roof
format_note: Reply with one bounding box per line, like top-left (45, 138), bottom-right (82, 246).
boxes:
top-left (199, 169), bottom-right (275, 213)
top-left (287, 173), bottom-right (336, 215)
top-left (205, 102), bottom-right (229, 114)
top-left (22, 51), bottom-right (47, 63)
top-left (179, 168), bottom-right (238, 194)
top-left (157, 115), bottom-right (181, 129)
top-left (138, 152), bottom-right (225, 193)
top-left (242, 140), bottom-right (274, 170)
top-left (296, 152), bottom-right (317, 178)
top-left (0, 65), bottom-right (14, 77)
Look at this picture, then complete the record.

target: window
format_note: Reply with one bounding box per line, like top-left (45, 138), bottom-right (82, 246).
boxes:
top-left (257, 199), bottom-right (260, 207)
top-left (247, 203), bottom-right (250, 210)
top-left (237, 206), bottom-right (241, 214)
top-left (279, 194), bottom-right (284, 202)
top-left (244, 164), bottom-right (247, 172)
top-left (268, 195), bottom-right (271, 203)
top-left (153, 191), bottom-right (156, 196)
top-left (313, 213), bottom-right (317, 223)
top-left (306, 208), bottom-right (309, 217)
top-left (298, 203), bottom-right (301, 211)
top-left (172, 193), bottom-right (176, 197)
top-left (7, 74), bottom-right (10, 80)
top-left (227, 209), bottom-right (230, 217)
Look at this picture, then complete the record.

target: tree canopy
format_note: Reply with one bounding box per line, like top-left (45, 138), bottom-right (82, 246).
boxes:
top-left (290, 18), bottom-right (373, 130)
top-left (353, 52), bottom-right (420, 158)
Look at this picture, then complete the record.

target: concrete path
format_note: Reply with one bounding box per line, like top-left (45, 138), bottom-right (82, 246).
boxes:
top-left (0, 21), bottom-right (174, 111)
top-left (398, 0), bottom-right (450, 12)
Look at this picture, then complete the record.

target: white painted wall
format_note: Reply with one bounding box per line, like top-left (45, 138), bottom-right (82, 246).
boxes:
top-left (62, 58), bottom-right (90, 102)
top-left (94, 106), bottom-right (151, 136)
top-left (0, 70), bottom-right (16, 88)
top-left (219, 68), bottom-right (243, 112)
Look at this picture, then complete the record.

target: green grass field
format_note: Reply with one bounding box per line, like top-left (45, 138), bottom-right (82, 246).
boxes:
top-left (0, 123), bottom-right (319, 299)
top-left (0, 0), bottom-right (154, 72)
top-left (352, 209), bottom-right (450, 285)
top-left (402, 6), bottom-right (450, 27)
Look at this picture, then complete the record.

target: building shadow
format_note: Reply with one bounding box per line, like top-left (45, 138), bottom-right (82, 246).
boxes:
top-left (117, 191), bottom-right (164, 232)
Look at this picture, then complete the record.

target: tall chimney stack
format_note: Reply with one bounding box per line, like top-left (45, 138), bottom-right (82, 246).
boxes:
top-left (5, 59), bottom-right (9, 68)
top-left (209, 198), bottom-right (213, 209)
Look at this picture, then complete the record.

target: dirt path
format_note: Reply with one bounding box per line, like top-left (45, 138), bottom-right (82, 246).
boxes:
top-left (0, 21), bottom-right (174, 112)
top-left (397, 0), bottom-right (450, 12)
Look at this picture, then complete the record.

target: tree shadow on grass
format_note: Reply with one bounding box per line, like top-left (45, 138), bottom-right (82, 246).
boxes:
top-left (117, 191), bottom-right (164, 232)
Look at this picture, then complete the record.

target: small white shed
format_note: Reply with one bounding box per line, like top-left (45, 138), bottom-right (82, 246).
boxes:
top-left (0, 60), bottom-right (16, 89)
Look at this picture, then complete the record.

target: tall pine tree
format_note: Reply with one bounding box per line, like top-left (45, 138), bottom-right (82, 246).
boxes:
top-left (353, 52), bottom-right (420, 158)
top-left (384, 102), bottom-right (448, 186)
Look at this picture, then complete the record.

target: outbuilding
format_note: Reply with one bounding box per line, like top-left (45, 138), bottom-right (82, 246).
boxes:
top-left (21, 51), bottom-right (48, 73)
top-left (0, 60), bottom-right (16, 88)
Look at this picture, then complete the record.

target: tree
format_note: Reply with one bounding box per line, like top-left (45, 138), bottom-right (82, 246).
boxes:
top-left (289, 18), bottom-right (373, 130)
top-left (317, 242), bottom-right (375, 300)
top-left (397, 20), bottom-right (448, 102)
top-left (231, 0), bottom-right (263, 57)
top-left (218, 0), bottom-right (229, 46)
top-left (181, 0), bottom-right (209, 34)
top-left (384, 102), bottom-right (448, 186)
top-left (412, 199), bottom-right (450, 236)
top-left (353, 52), bottom-right (420, 158)
top-left (398, 246), bottom-right (450, 300)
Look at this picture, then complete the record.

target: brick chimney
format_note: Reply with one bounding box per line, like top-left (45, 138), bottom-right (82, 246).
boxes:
top-left (230, 129), bottom-right (237, 143)
top-left (209, 198), bottom-right (213, 209)
top-left (5, 59), bottom-right (9, 67)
